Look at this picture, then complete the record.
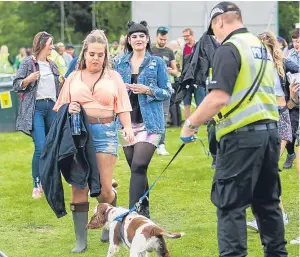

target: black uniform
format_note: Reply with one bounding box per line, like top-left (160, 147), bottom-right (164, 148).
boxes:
top-left (208, 28), bottom-right (287, 257)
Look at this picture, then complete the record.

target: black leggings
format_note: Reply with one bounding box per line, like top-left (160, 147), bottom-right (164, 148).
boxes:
top-left (123, 142), bottom-right (156, 209)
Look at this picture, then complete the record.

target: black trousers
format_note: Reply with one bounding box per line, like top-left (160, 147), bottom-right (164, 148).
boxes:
top-left (211, 125), bottom-right (288, 257)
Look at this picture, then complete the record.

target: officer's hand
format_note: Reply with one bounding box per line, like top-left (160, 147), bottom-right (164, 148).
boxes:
top-left (180, 126), bottom-right (197, 144)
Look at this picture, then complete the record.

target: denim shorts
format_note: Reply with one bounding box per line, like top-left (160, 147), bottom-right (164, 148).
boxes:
top-left (89, 121), bottom-right (118, 156)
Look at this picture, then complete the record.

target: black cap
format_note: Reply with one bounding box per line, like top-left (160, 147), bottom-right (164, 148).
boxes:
top-left (207, 2), bottom-right (241, 35)
top-left (65, 44), bottom-right (74, 49)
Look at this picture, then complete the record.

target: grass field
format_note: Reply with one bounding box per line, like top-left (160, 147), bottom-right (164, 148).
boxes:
top-left (0, 128), bottom-right (299, 257)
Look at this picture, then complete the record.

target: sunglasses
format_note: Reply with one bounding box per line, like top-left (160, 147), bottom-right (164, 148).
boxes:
top-left (157, 26), bottom-right (169, 33)
top-left (38, 31), bottom-right (51, 46)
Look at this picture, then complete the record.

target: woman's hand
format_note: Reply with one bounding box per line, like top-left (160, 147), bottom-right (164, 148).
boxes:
top-left (68, 102), bottom-right (80, 114)
top-left (27, 71), bottom-right (40, 83)
top-left (289, 79), bottom-right (300, 104)
top-left (127, 83), bottom-right (149, 94)
top-left (122, 126), bottom-right (135, 143)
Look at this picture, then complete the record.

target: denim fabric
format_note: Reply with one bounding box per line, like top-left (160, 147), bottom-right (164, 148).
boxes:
top-left (89, 121), bottom-right (118, 156)
top-left (32, 100), bottom-right (56, 188)
top-left (159, 98), bottom-right (170, 145)
top-left (114, 51), bottom-right (172, 134)
top-left (183, 85), bottom-right (206, 106)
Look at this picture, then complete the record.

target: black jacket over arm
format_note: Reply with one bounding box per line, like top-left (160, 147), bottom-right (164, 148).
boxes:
top-left (181, 31), bottom-right (219, 88)
top-left (39, 104), bottom-right (101, 218)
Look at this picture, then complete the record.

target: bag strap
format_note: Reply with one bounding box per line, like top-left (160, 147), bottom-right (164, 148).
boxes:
top-left (31, 57), bottom-right (36, 72)
top-left (218, 44), bottom-right (268, 120)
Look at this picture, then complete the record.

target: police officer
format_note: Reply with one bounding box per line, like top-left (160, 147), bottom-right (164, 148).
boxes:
top-left (180, 2), bottom-right (288, 256)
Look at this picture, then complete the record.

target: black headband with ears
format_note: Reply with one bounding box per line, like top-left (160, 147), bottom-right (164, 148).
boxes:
top-left (127, 21), bottom-right (149, 36)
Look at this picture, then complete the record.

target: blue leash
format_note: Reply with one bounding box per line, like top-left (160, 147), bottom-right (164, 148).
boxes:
top-left (113, 137), bottom-right (209, 246)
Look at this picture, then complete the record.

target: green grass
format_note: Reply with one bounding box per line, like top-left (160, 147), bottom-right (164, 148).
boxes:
top-left (0, 128), bottom-right (299, 257)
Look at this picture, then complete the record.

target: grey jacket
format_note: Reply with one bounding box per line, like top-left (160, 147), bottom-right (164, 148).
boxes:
top-left (13, 56), bottom-right (61, 136)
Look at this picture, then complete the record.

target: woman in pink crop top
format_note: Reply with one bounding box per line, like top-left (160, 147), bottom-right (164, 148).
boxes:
top-left (53, 30), bottom-right (134, 253)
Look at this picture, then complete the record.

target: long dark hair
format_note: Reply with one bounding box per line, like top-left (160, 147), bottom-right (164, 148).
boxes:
top-left (125, 21), bottom-right (152, 54)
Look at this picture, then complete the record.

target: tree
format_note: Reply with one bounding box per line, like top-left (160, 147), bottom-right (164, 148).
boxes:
top-left (278, 1), bottom-right (299, 41)
top-left (94, 1), bottom-right (131, 42)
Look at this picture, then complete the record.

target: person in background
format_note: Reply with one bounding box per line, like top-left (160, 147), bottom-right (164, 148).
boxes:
top-left (111, 35), bottom-right (127, 67)
top-left (151, 26), bottom-right (178, 155)
top-left (26, 47), bottom-right (32, 56)
top-left (283, 28), bottom-right (300, 169)
top-left (13, 47), bottom-right (26, 71)
top-left (277, 36), bottom-right (289, 57)
top-left (182, 28), bottom-right (205, 119)
top-left (13, 31), bottom-right (60, 199)
top-left (110, 40), bottom-right (119, 59)
top-left (115, 21), bottom-right (172, 219)
top-left (66, 44), bottom-right (76, 58)
top-left (56, 42), bottom-right (73, 67)
top-left (183, 28), bottom-right (196, 56)
top-left (288, 81), bottom-right (300, 245)
top-left (49, 48), bottom-right (67, 80)
top-left (53, 29), bottom-right (133, 251)
top-left (0, 45), bottom-right (14, 74)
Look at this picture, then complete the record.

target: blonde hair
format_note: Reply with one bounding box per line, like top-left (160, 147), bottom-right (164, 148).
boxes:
top-left (0, 45), bottom-right (9, 55)
top-left (117, 35), bottom-right (126, 54)
top-left (78, 29), bottom-right (111, 71)
top-left (258, 31), bottom-right (285, 79)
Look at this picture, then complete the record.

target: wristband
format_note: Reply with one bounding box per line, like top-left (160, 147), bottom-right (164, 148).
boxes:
top-left (180, 135), bottom-right (196, 143)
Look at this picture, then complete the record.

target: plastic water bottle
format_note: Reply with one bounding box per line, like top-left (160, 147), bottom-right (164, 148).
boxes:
top-left (71, 113), bottom-right (81, 135)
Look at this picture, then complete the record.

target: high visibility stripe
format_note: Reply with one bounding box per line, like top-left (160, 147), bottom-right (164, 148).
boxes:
top-left (226, 85), bottom-right (275, 106)
top-left (217, 103), bottom-right (278, 129)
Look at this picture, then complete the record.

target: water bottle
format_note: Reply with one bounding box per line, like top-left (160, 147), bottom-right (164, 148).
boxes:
top-left (71, 113), bottom-right (81, 135)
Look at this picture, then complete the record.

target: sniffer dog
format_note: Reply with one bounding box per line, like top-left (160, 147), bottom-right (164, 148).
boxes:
top-left (87, 203), bottom-right (184, 257)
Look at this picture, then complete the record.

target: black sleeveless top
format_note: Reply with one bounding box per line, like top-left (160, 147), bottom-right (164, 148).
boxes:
top-left (129, 74), bottom-right (143, 123)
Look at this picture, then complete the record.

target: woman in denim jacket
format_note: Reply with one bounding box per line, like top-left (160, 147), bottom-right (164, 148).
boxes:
top-left (13, 31), bottom-right (60, 199)
top-left (114, 21), bottom-right (172, 218)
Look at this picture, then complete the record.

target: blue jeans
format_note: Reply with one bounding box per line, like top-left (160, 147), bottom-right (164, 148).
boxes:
top-left (183, 85), bottom-right (206, 106)
top-left (159, 99), bottom-right (170, 145)
top-left (31, 100), bottom-right (56, 188)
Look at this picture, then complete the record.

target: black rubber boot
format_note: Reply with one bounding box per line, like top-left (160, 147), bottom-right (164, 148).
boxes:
top-left (70, 202), bottom-right (89, 253)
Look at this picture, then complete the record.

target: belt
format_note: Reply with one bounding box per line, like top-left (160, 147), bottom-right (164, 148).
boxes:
top-left (88, 116), bottom-right (115, 124)
top-left (36, 98), bottom-right (53, 101)
top-left (235, 122), bottom-right (277, 132)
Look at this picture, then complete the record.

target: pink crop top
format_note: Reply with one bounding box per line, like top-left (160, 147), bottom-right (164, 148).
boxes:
top-left (53, 70), bottom-right (132, 114)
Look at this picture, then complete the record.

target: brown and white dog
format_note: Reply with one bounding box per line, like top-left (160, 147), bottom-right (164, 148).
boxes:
top-left (87, 203), bottom-right (184, 257)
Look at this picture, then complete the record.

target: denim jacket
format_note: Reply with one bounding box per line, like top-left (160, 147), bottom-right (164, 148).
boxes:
top-left (114, 51), bottom-right (172, 134)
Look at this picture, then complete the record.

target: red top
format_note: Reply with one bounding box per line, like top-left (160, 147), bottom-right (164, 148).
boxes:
top-left (183, 44), bottom-right (194, 56)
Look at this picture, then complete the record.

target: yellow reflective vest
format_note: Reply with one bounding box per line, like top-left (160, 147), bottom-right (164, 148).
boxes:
top-left (214, 32), bottom-right (279, 141)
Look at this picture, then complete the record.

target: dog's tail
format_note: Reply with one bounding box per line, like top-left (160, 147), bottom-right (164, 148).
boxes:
top-left (160, 231), bottom-right (185, 239)
top-left (144, 225), bottom-right (184, 239)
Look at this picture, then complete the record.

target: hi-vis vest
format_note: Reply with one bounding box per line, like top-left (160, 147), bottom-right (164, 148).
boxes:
top-left (214, 33), bottom-right (279, 141)
top-left (0, 54), bottom-right (14, 74)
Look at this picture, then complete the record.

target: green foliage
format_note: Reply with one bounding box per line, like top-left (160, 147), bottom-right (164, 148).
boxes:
top-left (0, 1), bottom-right (131, 58)
top-left (278, 1), bottom-right (300, 41)
top-left (94, 1), bottom-right (131, 42)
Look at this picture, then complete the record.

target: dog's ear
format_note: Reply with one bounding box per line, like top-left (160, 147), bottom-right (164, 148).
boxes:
top-left (87, 204), bottom-right (107, 229)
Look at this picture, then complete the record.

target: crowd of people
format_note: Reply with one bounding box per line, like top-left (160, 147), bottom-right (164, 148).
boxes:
top-left (6, 1), bottom-right (300, 256)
